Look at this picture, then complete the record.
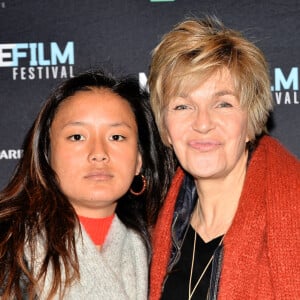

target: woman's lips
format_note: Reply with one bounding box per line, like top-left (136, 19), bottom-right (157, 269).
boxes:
top-left (188, 140), bottom-right (221, 152)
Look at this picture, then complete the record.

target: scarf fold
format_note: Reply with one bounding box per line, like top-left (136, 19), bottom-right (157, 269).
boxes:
top-left (150, 136), bottom-right (300, 299)
top-left (150, 167), bottom-right (184, 300)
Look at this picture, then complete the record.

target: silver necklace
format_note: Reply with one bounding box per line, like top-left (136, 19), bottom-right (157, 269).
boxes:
top-left (188, 229), bottom-right (224, 299)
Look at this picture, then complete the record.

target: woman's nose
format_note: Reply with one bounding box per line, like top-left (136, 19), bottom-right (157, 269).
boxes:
top-left (192, 109), bottom-right (215, 133)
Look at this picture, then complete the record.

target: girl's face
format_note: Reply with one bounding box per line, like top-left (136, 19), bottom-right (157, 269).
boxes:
top-left (50, 88), bottom-right (142, 218)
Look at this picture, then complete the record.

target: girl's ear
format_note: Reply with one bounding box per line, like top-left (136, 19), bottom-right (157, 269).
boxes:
top-left (135, 152), bottom-right (143, 175)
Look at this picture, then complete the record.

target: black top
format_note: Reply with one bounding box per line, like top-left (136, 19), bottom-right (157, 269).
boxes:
top-left (161, 225), bottom-right (223, 300)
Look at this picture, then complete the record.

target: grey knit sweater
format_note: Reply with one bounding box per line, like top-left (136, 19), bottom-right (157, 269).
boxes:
top-left (27, 216), bottom-right (148, 300)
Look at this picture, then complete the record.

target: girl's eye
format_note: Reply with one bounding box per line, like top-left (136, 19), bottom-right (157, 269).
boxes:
top-left (110, 135), bottom-right (126, 141)
top-left (69, 134), bottom-right (85, 141)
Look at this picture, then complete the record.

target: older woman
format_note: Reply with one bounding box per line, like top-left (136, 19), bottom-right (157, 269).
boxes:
top-left (148, 17), bottom-right (300, 299)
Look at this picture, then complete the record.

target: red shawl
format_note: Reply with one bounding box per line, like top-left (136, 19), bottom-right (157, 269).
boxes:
top-left (150, 136), bottom-right (300, 299)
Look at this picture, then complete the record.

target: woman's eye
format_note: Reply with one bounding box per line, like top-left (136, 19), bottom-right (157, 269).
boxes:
top-left (69, 134), bottom-right (85, 141)
top-left (174, 104), bottom-right (189, 110)
top-left (110, 135), bottom-right (125, 141)
top-left (217, 102), bottom-right (233, 108)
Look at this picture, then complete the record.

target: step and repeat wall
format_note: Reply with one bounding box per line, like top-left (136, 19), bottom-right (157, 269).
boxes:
top-left (0, 0), bottom-right (299, 189)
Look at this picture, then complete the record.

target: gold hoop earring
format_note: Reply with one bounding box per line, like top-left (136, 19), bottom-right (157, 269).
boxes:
top-left (130, 174), bottom-right (147, 196)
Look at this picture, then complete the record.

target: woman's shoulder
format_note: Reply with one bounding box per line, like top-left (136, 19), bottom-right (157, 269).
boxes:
top-left (257, 135), bottom-right (300, 173)
top-left (106, 215), bottom-right (147, 251)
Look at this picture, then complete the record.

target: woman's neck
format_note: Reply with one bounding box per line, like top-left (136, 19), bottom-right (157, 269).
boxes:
top-left (192, 156), bottom-right (247, 241)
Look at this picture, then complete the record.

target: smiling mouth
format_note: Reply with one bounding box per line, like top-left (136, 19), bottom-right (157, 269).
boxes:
top-left (189, 140), bottom-right (221, 152)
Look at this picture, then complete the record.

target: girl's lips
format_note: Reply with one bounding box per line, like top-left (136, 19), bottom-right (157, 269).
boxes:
top-left (84, 171), bottom-right (113, 181)
top-left (188, 140), bottom-right (221, 152)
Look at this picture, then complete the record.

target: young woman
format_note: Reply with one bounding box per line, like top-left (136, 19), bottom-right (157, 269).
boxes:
top-left (0, 69), bottom-right (175, 299)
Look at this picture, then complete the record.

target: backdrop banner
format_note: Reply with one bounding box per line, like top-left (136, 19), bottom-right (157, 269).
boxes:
top-left (0, 0), bottom-right (299, 189)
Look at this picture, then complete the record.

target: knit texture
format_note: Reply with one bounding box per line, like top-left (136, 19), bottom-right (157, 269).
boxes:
top-left (26, 216), bottom-right (148, 299)
top-left (150, 136), bottom-right (300, 299)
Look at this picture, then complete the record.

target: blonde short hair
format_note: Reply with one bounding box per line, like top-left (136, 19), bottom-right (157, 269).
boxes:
top-left (148, 16), bottom-right (273, 145)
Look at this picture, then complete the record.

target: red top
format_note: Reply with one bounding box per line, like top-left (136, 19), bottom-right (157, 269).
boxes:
top-left (78, 214), bottom-right (114, 246)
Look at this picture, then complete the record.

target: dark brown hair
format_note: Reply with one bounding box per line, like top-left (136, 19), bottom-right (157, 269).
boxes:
top-left (0, 69), bottom-right (175, 299)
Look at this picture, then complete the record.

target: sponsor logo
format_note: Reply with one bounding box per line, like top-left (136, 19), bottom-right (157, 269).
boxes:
top-left (139, 72), bottom-right (148, 90)
top-left (271, 67), bottom-right (299, 105)
top-left (0, 149), bottom-right (23, 160)
top-left (0, 42), bottom-right (75, 80)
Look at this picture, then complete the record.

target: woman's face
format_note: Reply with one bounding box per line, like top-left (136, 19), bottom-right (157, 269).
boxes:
top-left (164, 68), bottom-right (249, 181)
top-left (50, 88), bottom-right (142, 218)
